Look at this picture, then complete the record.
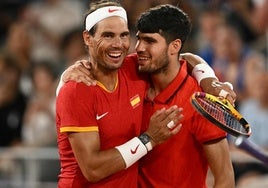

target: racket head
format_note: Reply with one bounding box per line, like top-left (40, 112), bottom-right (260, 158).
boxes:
top-left (191, 92), bottom-right (251, 137)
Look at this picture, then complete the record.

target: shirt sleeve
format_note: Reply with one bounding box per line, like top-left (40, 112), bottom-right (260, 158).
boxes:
top-left (191, 111), bottom-right (227, 143)
top-left (57, 81), bottom-right (98, 133)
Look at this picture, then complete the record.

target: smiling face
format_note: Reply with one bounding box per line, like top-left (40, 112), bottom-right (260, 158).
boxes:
top-left (83, 16), bottom-right (130, 71)
top-left (135, 31), bottom-right (169, 74)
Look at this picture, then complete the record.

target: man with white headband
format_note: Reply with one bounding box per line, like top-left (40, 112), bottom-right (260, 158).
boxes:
top-left (56, 1), bottom-right (183, 188)
top-left (85, 6), bottom-right (127, 31)
top-left (56, 1), bottom-right (236, 188)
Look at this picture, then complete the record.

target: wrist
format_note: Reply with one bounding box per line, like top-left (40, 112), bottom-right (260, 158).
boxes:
top-left (138, 133), bottom-right (153, 151)
top-left (192, 64), bottom-right (218, 85)
top-left (115, 137), bottom-right (147, 169)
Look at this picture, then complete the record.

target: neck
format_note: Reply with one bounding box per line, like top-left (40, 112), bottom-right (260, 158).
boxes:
top-left (94, 68), bottom-right (118, 92)
top-left (149, 60), bottom-right (180, 98)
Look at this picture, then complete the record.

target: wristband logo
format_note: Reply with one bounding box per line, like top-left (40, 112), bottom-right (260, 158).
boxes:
top-left (130, 144), bottom-right (140, 154)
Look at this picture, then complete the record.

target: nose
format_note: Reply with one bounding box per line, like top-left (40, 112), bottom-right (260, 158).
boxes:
top-left (135, 40), bottom-right (145, 52)
top-left (112, 37), bottom-right (123, 47)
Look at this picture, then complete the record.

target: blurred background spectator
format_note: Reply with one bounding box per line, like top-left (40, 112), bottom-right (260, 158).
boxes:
top-left (209, 23), bottom-right (266, 106)
top-left (0, 0), bottom-right (267, 187)
top-left (2, 21), bottom-right (33, 97)
top-left (59, 27), bottom-right (87, 72)
top-left (0, 51), bottom-right (28, 185)
top-left (0, 52), bottom-right (27, 148)
top-left (22, 61), bottom-right (57, 147)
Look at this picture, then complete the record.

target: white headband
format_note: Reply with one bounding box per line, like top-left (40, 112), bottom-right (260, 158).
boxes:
top-left (85, 6), bottom-right (128, 31)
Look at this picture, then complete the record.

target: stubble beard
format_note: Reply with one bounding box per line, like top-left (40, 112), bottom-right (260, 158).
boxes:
top-left (138, 56), bottom-right (169, 75)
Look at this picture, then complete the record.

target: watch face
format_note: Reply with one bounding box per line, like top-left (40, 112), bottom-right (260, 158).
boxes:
top-left (139, 133), bottom-right (150, 144)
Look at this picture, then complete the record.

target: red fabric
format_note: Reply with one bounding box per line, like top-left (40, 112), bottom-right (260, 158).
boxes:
top-left (56, 55), bottom-right (146, 188)
top-left (138, 60), bottom-right (226, 188)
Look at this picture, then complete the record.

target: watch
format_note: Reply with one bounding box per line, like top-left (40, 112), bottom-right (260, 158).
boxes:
top-left (138, 133), bottom-right (153, 151)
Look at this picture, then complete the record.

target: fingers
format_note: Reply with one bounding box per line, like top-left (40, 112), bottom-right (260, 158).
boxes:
top-left (147, 106), bottom-right (184, 146)
top-left (79, 60), bottom-right (91, 69)
top-left (162, 107), bottom-right (183, 130)
top-left (152, 105), bottom-right (182, 123)
top-left (63, 60), bottom-right (96, 86)
top-left (167, 120), bottom-right (175, 129)
top-left (224, 82), bottom-right (233, 90)
top-left (169, 123), bottom-right (182, 136)
top-left (219, 89), bottom-right (229, 98)
top-left (211, 80), bottom-right (236, 106)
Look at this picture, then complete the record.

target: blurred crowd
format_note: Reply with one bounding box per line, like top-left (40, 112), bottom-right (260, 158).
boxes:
top-left (0, 0), bottom-right (267, 187)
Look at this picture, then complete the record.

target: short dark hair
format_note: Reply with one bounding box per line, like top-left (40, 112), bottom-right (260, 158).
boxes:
top-left (136, 4), bottom-right (192, 46)
top-left (84, 0), bottom-right (122, 35)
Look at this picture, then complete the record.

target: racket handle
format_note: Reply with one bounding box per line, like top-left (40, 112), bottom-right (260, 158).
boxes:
top-left (235, 136), bottom-right (268, 165)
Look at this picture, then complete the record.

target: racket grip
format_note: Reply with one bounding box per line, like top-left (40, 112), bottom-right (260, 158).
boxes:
top-left (235, 136), bottom-right (268, 165)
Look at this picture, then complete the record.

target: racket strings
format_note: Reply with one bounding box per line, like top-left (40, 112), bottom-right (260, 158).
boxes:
top-left (198, 98), bottom-right (247, 134)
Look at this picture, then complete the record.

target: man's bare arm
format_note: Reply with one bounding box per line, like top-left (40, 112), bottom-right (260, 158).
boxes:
top-left (68, 106), bottom-right (183, 182)
top-left (57, 54), bottom-right (236, 105)
top-left (181, 52), bottom-right (236, 105)
top-left (203, 138), bottom-right (235, 188)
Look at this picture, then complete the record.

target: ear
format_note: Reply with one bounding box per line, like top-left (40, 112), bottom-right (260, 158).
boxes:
top-left (83, 30), bottom-right (92, 47)
top-left (169, 39), bottom-right (182, 55)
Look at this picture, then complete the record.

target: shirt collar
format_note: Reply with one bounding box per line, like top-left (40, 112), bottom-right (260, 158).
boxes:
top-left (153, 60), bottom-right (188, 104)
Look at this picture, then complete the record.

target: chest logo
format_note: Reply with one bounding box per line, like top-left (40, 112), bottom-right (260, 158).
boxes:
top-left (96, 112), bottom-right (109, 120)
top-left (130, 94), bottom-right (141, 108)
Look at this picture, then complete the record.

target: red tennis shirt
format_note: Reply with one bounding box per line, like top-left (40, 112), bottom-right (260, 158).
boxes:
top-left (56, 54), bottom-right (146, 188)
top-left (138, 60), bottom-right (227, 188)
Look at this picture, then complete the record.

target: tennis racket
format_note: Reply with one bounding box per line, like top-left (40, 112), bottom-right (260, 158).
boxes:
top-left (190, 92), bottom-right (251, 137)
top-left (235, 136), bottom-right (268, 165)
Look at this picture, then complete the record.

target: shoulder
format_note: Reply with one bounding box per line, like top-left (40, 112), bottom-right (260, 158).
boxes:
top-left (57, 81), bottom-right (94, 100)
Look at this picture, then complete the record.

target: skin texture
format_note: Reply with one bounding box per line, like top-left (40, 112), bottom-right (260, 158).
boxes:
top-left (61, 16), bottom-right (183, 183)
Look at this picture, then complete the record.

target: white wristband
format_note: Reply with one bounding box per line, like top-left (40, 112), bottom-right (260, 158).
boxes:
top-left (115, 137), bottom-right (147, 169)
top-left (192, 64), bottom-right (218, 85)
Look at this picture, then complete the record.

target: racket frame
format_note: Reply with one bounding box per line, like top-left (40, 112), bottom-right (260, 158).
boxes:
top-left (191, 92), bottom-right (251, 137)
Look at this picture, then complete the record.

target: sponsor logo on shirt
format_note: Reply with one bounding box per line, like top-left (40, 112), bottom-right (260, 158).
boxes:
top-left (96, 112), bottom-right (109, 120)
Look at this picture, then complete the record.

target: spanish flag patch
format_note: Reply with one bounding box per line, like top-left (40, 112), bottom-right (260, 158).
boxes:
top-left (130, 94), bottom-right (141, 108)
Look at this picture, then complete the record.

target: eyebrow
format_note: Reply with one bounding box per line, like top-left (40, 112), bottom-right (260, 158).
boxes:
top-left (137, 35), bottom-right (157, 43)
top-left (101, 31), bottom-right (130, 36)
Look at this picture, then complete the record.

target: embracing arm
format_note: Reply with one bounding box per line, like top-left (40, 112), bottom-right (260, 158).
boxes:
top-left (203, 138), bottom-right (235, 188)
top-left (67, 106), bottom-right (183, 182)
top-left (57, 54), bottom-right (236, 104)
top-left (181, 52), bottom-right (236, 105)
top-left (56, 60), bottom-right (94, 96)
top-left (180, 52), bottom-right (209, 74)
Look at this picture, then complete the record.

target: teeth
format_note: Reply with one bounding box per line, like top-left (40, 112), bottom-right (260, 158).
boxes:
top-left (108, 52), bottom-right (122, 58)
top-left (139, 57), bottom-right (149, 61)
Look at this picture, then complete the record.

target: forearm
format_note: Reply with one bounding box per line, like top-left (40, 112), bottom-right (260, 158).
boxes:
top-left (75, 106), bottom-right (183, 182)
top-left (181, 52), bottom-right (209, 73)
top-left (79, 148), bottom-right (126, 182)
top-left (181, 52), bottom-right (218, 85)
top-left (204, 139), bottom-right (235, 188)
top-left (181, 52), bottom-right (236, 104)
top-left (72, 133), bottom-right (151, 183)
